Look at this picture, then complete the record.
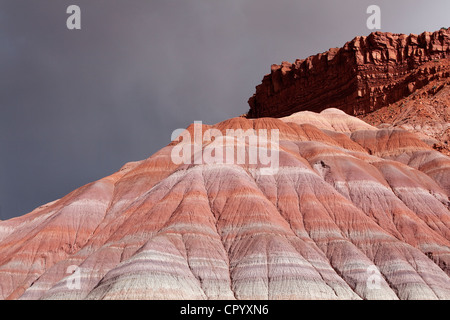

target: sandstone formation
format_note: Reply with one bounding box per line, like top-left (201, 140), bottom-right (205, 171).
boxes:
top-left (247, 29), bottom-right (450, 119)
top-left (0, 109), bottom-right (450, 300)
top-left (360, 68), bottom-right (450, 156)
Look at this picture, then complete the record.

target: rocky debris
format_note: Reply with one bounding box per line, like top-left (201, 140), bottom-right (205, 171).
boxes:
top-left (247, 29), bottom-right (450, 119)
top-left (360, 72), bottom-right (450, 156)
top-left (1, 109), bottom-right (450, 300)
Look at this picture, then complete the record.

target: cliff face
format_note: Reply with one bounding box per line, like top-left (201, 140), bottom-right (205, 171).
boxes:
top-left (247, 29), bottom-right (450, 118)
top-left (360, 69), bottom-right (450, 156)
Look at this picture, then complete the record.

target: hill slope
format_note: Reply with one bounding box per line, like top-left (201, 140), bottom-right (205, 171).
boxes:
top-left (0, 109), bottom-right (449, 300)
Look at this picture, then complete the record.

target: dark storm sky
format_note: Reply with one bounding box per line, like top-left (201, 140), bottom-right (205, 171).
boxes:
top-left (0, 0), bottom-right (449, 220)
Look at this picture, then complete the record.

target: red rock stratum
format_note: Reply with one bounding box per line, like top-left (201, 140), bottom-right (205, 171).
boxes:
top-left (247, 28), bottom-right (450, 158)
top-left (0, 109), bottom-right (450, 300)
top-left (247, 28), bottom-right (450, 118)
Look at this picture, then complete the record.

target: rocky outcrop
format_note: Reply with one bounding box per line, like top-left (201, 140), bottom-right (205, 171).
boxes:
top-left (1, 109), bottom-right (450, 300)
top-left (247, 29), bottom-right (450, 118)
top-left (360, 67), bottom-right (450, 156)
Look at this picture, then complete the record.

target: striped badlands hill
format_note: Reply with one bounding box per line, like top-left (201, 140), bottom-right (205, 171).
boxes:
top-left (1, 108), bottom-right (450, 300)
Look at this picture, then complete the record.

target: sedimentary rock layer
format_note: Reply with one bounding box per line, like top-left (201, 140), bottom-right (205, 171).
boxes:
top-left (247, 29), bottom-right (450, 118)
top-left (0, 109), bottom-right (449, 300)
top-left (360, 69), bottom-right (450, 156)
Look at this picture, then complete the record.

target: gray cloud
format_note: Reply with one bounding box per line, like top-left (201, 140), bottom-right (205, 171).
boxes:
top-left (1, 0), bottom-right (449, 219)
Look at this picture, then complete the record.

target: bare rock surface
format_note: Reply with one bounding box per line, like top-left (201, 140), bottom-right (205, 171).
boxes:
top-left (1, 109), bottom-right (449, 300)
top-left (247, 28), bottom-right (450, 156)
top-left (247, 29), bottom-right (450, 119)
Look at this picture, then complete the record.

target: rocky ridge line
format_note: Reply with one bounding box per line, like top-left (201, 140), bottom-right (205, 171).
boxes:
top-left (247, 28), bottom-right (450, 118)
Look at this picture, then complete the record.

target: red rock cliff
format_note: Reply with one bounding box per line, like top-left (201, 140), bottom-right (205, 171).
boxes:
top-left (247, 28), bottom-right (450, 118)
